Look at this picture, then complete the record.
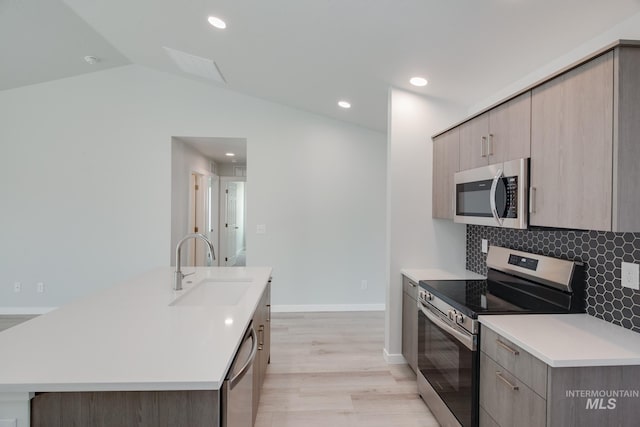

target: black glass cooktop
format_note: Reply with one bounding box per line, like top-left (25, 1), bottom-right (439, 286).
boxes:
top-left (418, 270), bottom-right (576, 319)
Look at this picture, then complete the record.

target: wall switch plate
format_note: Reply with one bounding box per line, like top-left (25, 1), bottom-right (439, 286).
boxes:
top-left (0, 419), bottom-right (17, 427)
top-left (37, 282), bottom-right (45, 293)
top-left (256, 224), bottom-right (266, 234)
top-left (481, 239), bottom-right (489, 254)
top-left (622, 262), bottom-right (640, 290)
top-left (361, 280), bottom-right (368, 290)
top-left (13, 282), bottom-right (21, 293)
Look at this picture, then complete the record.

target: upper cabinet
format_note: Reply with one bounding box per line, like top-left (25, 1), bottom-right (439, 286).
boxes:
top-left (530, 52), bottom-right (614, 231)
top-left (432, 128), bottom-right (459, 220)
top-left (530, 47), bottom-right (640, 232)
top-left (459, 92), bottom-right (531, 171)
top-left (432, 41), bottom-right (640, 231)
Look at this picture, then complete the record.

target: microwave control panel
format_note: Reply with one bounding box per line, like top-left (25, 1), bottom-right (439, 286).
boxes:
top-left (503, 176), bottom-right (518, 218)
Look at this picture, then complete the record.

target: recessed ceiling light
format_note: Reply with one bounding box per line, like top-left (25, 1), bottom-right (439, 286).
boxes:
top-left (225, 152), bottom-right (235, 157)
top-left (208, 16), bottom-right (227, 29)
top-left (410, 77), bottom-right (428, 87)
top-left (84, 56), bottom-right (99, 65)
top-left (338, 100), bottom-right (351, 109)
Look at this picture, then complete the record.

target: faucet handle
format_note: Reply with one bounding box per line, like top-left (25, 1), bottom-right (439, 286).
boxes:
top-left (182, 271), bottom-right (196, 278)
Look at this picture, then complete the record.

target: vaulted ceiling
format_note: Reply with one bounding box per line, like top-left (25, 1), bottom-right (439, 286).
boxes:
top-left (3, 0), bottom-right (640, 132)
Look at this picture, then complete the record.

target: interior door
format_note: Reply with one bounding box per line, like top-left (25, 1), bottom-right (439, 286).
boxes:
top-left (225, 182), bottom-right (238, 266)
top-left (190, 173), bottom-right (216, 266)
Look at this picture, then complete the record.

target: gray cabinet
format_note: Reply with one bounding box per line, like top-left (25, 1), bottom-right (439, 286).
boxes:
top-left (530, 47), bottom-right (640, 231)
top-left (530, 52), bottom-right (614, 231)
top-left (401, 275), bottom-right (418, 372)
top-left (252, 279), bottom-right (271, 425)
top-left (459, 92), bottom-right (531, 171)
top-left (432, 128), bottom-right (459, 219)
top-left (480, 327), bottom-right (547, 427)
top-left (459, 112), bottom-right (490, 170)
top-left (480, 326), bottom-right (640, 427)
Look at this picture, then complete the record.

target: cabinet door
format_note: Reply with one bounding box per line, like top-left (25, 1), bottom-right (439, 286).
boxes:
top-left (488, 92), bottom-right (531, 165)
top-left (251, 287), bottom-right (268, 425)
top-left (261, 281), bottom-right (271, 384)
top-left (530, 52), bottom-right (614, 230)
top-left (401, 290), bottom-right (417, 373)
top-left (459, 112), bottom-right (489, 170)
top-left (480, 352), bottom-right (546, 427)
top-left (432, 128), bottom-right (459, 219)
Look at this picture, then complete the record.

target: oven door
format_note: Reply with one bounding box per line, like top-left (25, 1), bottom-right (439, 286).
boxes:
top-left (417, 301), bottom-right (478, 427)
top-left (454, 158), bottom-right (528, 229)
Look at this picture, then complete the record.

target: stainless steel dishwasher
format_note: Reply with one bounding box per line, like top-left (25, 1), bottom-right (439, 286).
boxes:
top-left (221, 322), bottom-right (258, 427)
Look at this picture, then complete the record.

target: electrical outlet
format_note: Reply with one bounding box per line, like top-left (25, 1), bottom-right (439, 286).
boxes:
top-left (622, 262), bottom-right (640, 290)
top-left (0, 418), bottom-right (17, 427)
top-left (361, 280), bottom-right (368, 290)
top-left (37, 282), bottom-right (45, 293)
top-left (256, 224), bottom-right (266, 234)
top-left (13, 282), bottom-right (21, 293)
top-left (482, 239), bottom-right (489, 254)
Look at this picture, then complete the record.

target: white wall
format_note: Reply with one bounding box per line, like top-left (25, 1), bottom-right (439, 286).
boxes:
top-left (384, 88), bottom-right (469, 361)
top-left (468, 10), bottom-right (640, 114)
top-left (0, 65), bottom-right (386, 311)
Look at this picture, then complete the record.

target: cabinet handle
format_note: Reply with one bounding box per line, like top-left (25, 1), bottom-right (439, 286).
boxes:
top-left (481, 136), bottom-right (487, 157)
top-left (267, 304), bottom-right (271, 322)
top-left (496, 371), bottom-right (519, 391)
top-left (409, 281), bottom-right (416, 288)
top-left (488, 134), bottom-right (494, 156)
top-left (529, 187), bottom-right (537, 214)
top-left (258, 325), bottom-right (264, 350)
top-left (496, 339), bottom-right (520, 355)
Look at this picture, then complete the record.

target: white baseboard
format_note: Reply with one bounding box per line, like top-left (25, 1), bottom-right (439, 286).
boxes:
top-left (383, 348), bottom-right (408, 365)
top-left (0, 307), bottom-right (57, 315)
top-left (271, 304), bottom-right (385, 313)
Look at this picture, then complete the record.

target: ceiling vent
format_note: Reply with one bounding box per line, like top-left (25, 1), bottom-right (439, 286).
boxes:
top-left (163, 47), bottom-right (226, 83)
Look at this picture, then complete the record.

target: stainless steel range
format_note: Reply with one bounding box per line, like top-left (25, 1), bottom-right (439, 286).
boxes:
top-left (416, 246), bottom-right (585, 427)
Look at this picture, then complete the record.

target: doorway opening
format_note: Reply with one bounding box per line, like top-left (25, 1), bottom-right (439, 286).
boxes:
top-left (170, 136), bottom-right (247, 267)
top-left (220, 177), bottom-right (247, 266)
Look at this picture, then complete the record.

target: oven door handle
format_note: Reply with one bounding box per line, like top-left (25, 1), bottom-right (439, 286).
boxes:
top-left (418, 301), bottom-right (476, 351)
top-left (489, 168), bottom-right (504, 226)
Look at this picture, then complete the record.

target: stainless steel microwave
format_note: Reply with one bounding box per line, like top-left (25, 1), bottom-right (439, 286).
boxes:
top-left (454, 158), bottom-right (528, 229)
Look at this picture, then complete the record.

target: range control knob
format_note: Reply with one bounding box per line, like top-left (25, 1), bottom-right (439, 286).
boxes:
top-left (448, 310), bottom-right (454, 320)
top-left (456, 313), bottom-right (465, 324)
top-left (425, 292), bottom-right (433, 301)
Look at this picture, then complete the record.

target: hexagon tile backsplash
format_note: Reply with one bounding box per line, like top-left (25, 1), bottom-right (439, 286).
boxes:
top-left (466, 225), bottom-right (640, 333)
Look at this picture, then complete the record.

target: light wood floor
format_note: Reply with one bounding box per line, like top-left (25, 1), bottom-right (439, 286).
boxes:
top-left (255, 311), bottom-right (439, 427)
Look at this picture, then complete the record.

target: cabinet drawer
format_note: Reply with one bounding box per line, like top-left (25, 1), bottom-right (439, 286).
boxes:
top-left (480, 406), bottom-right (500, 427)
top-left (402, 275), bottom-right (418, 300)
top-left (480, 352), bottom-right (546, 427)
top-left (481, 327), bottom-right (547, 397)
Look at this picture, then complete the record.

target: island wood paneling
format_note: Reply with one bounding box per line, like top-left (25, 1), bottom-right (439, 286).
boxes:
top-left (31, 390), bottom-right (219, 427)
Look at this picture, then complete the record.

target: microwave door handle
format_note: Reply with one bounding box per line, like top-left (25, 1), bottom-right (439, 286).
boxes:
top-left (490, 168), bottom-right (504, 226)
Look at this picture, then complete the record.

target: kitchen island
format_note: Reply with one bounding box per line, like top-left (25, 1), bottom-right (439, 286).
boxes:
top-left (0, 266), bottom-right (272, 427)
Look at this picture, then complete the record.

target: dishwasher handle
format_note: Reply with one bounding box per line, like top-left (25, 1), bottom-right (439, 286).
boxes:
top-left (229, 326), bottom-right (258, 389)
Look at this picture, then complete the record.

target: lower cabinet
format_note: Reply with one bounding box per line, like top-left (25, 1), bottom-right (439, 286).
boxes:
top-left (252, 279), bottom-right (271, 424)
top-left (401, 275), bottom-right (418, 372)
top-left (480, 326), bottom-right (640, 427)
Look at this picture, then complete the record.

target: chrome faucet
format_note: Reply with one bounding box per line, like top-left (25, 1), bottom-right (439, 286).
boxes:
top-left (174, 233), bottom-right (216, 291)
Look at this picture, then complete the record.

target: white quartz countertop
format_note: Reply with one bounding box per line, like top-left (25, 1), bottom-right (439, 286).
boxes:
top-left (0, 266), bottom-right (272, 392)
top-left (401, 268), bottom-right (486, 283)
top-left (479, 314), bottom-right (640, 368)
